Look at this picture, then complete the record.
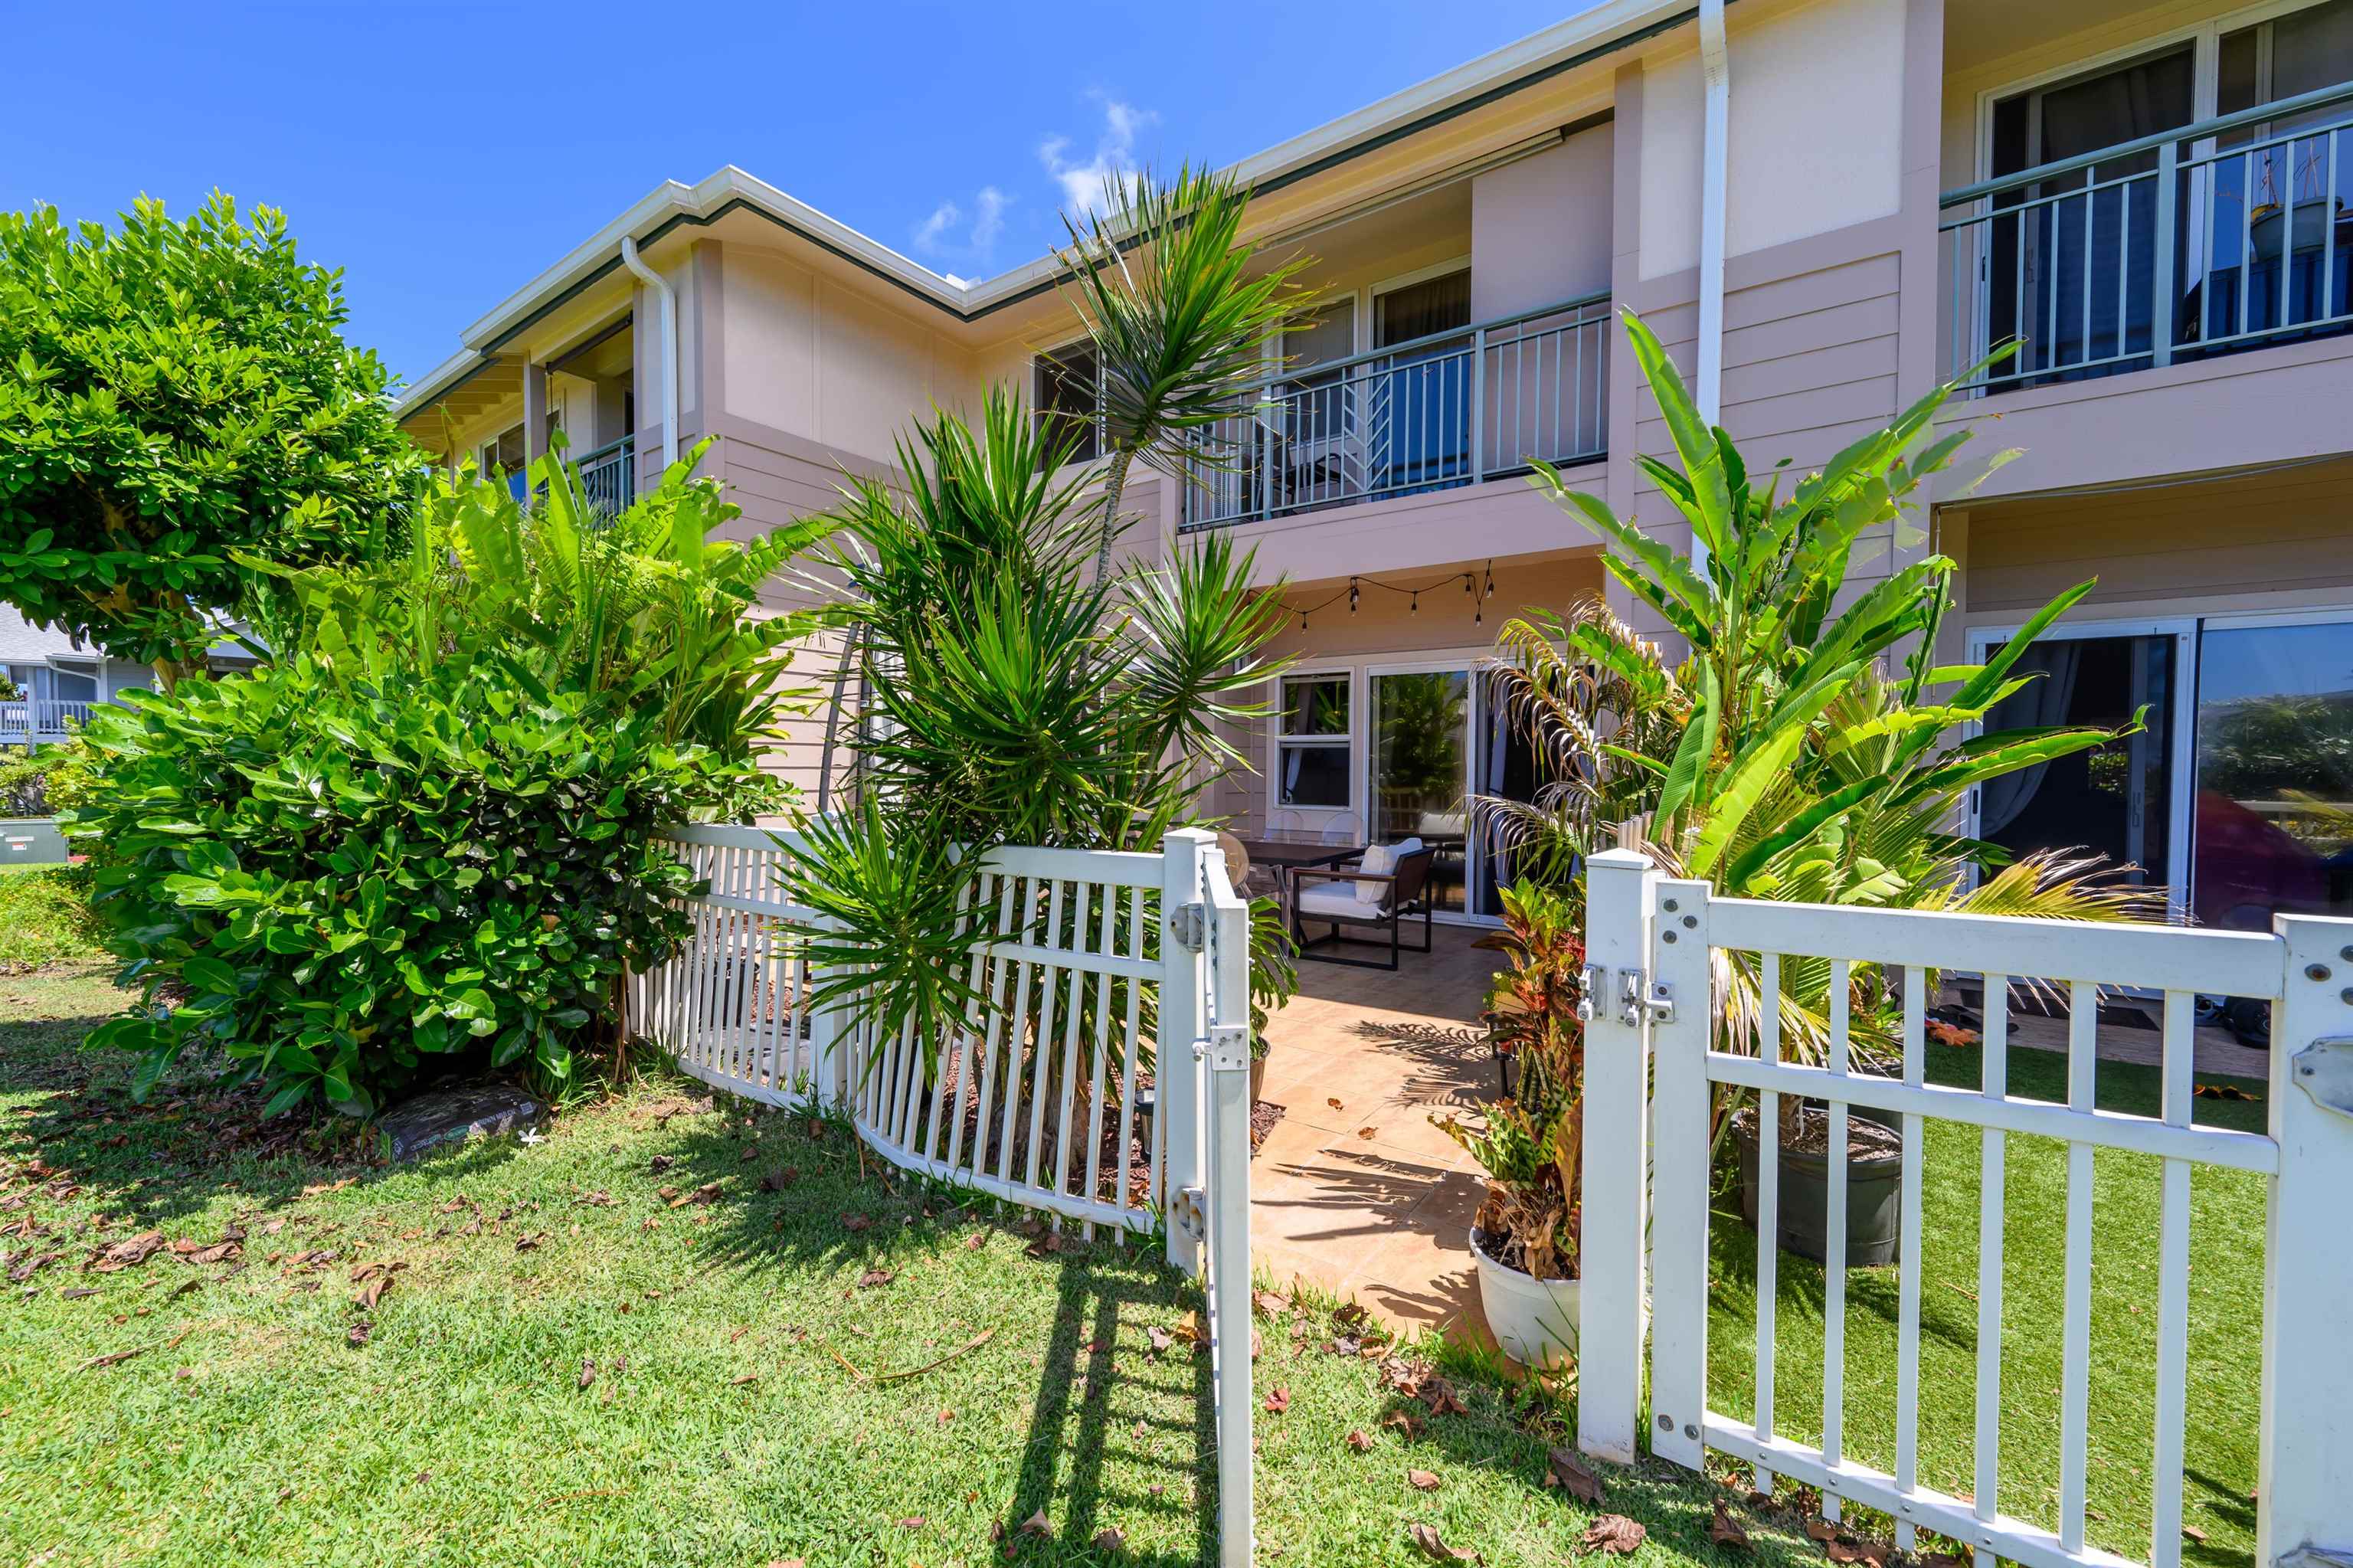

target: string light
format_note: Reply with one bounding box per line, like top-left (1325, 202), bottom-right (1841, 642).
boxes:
top-left (1281, 566), bottom-right (1505, 630)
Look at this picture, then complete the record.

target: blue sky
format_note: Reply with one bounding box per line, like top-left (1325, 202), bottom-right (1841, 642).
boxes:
top-left (2, 1), bottom-right (1590, 388)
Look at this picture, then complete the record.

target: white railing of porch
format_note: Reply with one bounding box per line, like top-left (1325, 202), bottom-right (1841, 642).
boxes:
top-left (1579, 847), bottom-right (2353, 1568)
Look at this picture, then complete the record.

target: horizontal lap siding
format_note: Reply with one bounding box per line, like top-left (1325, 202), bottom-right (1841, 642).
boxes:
top-left (1962, 458), bottom-right (2353, 615)
top-left (1628, 250), bottom-right (1907, 640)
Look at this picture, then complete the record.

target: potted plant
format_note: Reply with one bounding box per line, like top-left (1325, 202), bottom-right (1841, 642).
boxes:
top-left (1436, 878), bottom-right (1586, 1369)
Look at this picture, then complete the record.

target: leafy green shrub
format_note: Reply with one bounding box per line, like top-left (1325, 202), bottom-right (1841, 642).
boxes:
top-left (66, 444), bottom-right (827, 1113)
top-left (0, 863), bottom-right (102, 969)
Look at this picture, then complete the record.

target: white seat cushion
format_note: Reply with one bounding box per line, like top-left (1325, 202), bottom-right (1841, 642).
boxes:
top-left (1297, 885), bottom-right (1371, 921)
top-left (1352, 842), bottom-right (1397, 907)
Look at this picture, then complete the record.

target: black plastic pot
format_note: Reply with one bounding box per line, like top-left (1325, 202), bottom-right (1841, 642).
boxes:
top-left (1733, 1105), bottom-right (1903, 1268)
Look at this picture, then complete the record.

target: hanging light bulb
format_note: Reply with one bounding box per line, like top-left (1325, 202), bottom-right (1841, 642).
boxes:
top-left (1300, 610), bottom-right (1309, 631)
top-left (1410, 591), bottom-right (1419, 615)
top-left (1349, 578), bottom-right (1360, 614)
top-left (1483, 561), bottom-right (1495, 599)
top-left (1462, 573), bottom-right (1472, 597)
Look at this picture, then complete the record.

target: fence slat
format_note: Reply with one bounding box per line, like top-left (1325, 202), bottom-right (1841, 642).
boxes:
top-left (2148, 990), bottom-right (2193, 1568)
top-left (1894, 966), bottom-right (1926, 1550)
top-left (2058, 981), bottom-right (2097, 1557)
top-left (1754, 951), bottom-right (1781, 1495)
top-left (1822, 957), bottom-right (1851, 1525)
top-left (1975, 975), bottom-right (2011, 1543)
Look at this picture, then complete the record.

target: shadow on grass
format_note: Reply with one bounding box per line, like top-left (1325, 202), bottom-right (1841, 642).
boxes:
top-left (573, 1089), bottom-right (1226, 1563)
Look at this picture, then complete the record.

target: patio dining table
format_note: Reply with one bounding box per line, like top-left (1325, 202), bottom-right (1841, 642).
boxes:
top-left (1228, 828), bottom-right (1363, 909)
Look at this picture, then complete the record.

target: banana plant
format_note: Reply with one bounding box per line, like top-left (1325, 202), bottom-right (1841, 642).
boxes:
top-left (1475, 312), bottom-right (2159, 1072)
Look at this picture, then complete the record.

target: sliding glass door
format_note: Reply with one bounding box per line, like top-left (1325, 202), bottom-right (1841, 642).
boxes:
top-left (2192, 614), bottom-right (2353, 928)
top-left (1369, 670), bottom-right (1470, 916)
top-left (1365, 663), bottom-right (1540, 922)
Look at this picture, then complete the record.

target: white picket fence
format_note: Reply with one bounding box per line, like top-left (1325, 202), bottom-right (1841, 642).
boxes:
top-left (1579, 848), bottom-right (2353, 1568)
top-left (627, 822), bottom-right (1258, 1566)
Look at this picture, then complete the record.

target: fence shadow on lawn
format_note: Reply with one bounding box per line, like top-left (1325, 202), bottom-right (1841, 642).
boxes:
top-left (628, 1090), bottom-right (1225, 1565)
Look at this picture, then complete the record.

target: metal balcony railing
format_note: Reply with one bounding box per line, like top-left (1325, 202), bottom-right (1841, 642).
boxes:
top-left (1176, 292), bottom-right (1610, 532)
top-left (1941, 82), bottom-right (2353, 394)
top-left (578, 434), bottom-right (637, 516)
top-left (0, 699), bottom-right (94, 745)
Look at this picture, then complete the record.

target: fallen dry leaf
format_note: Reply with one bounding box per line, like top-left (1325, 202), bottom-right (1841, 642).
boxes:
top-left (898, 1516), bottom-right (925, 1530)
top-left (2183, 1526), bottom-right (2210, 1544)
top-left (760, 1167), bottom-right (797, 1193)
top-left (1346, 1429), bottom-right (1374, 1452)
top-left (1021, 1507), bottom-right (1055, 1539)
top-left (515, 1233), bottom-right (544, 1253)
top-left (352, 1275), bottom-right (393, 1311)
top-left (1253, 1289), bottom-right (1291, 1317)
top-left (1382, 1409), bottom-right (1426, 1439)
top-left (962, 1232), bottom-right (985, 1251)
top-left (1263, 1386), bottom-right (1290, 1413)
top-left (839, 1213), bottom-right (874, 1232)
top-left (857, 1268), bottom-right (895, 1289)
top-left (1407, 1468), bottom-right (1442, 1492)
top-left (347, 1321), bottom-right (371, 1347)
top-left (1579, 1516), bottom-right (1647, 1556)
top-left (1092, 1526), bottom-right (1127, 1551)
top-left (1358, 1126), bottom-right (1378, 1139)
top-left (728, 1372), bottom-right (759, 1386)
top-left (89, 1232), bottom-right (165, 1273)
top-left (1710, 1500), bottom-right (1752, 1551)
top-left (1327, 1097), bottom-right (1344, 1111)
top-left (1805, 1519), bottom-right (1841, 1546)
top-left (1545, 1446), bottom-right (1605, 1503)
top-left (1406, 1522), bottom-right (1481, 1563)
top-left (578, 1359), bottom-right (596, 1390)
top-left (1146, 1325), bottom-right (1173, 1356)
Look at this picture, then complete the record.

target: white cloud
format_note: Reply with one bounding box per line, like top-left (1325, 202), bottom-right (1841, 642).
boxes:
top-left (1040, 94), bottom-right (1156, 216)
top-left (970, 186), bottom-right (1007, 253)
top-left (912, 200), bottom-right (961, 253)
top-left (911, 185), bottom-right (1012, 275)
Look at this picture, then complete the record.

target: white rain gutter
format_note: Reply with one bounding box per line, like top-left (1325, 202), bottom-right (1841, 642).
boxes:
top-left (618, 234), bottom-right (679, 470)
top-left (1694, 0), bottom-right (1730, 571)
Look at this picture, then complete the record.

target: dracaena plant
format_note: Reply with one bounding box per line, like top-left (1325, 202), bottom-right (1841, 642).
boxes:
top-left (784, 388), bottom-right (1296, 1160)
top-left (1474, 312), bottom-right (2160, 1089)
top-left (1055, 166), bottom-right (1318, 584)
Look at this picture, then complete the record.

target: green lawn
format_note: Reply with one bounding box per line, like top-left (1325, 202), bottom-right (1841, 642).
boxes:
top-left (1, 962), bottom-right (1806, 1568)
top-left (1705, 1039), bottom-right (2268, 1568)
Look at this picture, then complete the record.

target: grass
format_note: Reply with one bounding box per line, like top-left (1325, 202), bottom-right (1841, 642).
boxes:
top-left (0, 862), bottom-right (102, 970)
top-left (0, 962), bottom-right (1802, 1568)
top-left (1705, 1039), bottom-right (2268, 1568)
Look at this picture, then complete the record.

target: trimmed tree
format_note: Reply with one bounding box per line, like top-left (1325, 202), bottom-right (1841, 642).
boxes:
top-left (0, 193), bottom-right (414, 680)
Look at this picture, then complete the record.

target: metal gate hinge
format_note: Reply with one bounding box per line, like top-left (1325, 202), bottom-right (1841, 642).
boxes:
top-left (2291, 1036), bottom-right (2353, 1119)
top-left (1170, 902), bottom-right (1206, 954)
top-left (1619, 969), bottom-right (1674, 1028)
top-left (1203, 1023), bottom-right (1250, 1073)
top-left (1576, 962), bottom-right (1606, 1024)
top-left (1170, 1185), bottom-right (1206, 1244)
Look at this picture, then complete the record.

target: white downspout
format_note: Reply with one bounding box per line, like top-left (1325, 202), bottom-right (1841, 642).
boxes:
top-left (619, 234), bottom-right (679, 470)
top-left (1694, 0), bottom-right (1730, 572)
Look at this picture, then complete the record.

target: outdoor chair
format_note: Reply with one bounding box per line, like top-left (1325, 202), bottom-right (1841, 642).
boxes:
top-left (1318, 812), bottom-right (1363, 846)
top-left (1290, 837), bottom-right (1435, 971)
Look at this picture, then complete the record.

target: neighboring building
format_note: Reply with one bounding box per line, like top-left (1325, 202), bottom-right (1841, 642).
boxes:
top-left (0, 605), bottom-right (152, 749)
top-left (395, 0), bottom-right (2353, 935)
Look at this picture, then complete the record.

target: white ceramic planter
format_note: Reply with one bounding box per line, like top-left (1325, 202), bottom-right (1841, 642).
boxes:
top-left (1470, 1226), bottom-right (1579, 1370)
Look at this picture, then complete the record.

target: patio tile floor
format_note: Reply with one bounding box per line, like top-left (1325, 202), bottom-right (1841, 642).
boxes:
top-left (1251, 922), bottom-right (1502, 1344)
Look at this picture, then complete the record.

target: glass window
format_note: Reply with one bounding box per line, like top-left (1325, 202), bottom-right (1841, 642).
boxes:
top-left (1033, 341), bottom-right (1101, 466)
top-left (479, 424), bottom-right (528, 502)
top-left (1277, 674), bottom-right (1350, 809)
top-left (2193, 619), bottom-right (2353, 928)
top-left (1370, 669), bottom-right (1470, 914)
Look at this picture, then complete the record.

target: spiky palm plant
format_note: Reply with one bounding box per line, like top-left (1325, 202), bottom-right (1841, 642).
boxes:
top-left (787, 388), bottom-right (1296, 1082)
top-left (1055, 165), bottom-right (1319, 584)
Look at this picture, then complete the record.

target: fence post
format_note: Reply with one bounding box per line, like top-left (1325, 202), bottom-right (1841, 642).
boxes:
top-left (1579, 847), bottom-right (1661, 1465)
top-left (1160, 830), bottom-right (1213, 1278)
top-left (1205, 849), bottom-right (1255, 1568)
top-left (2152, 139), bottom-right (2178, 369)
top-left (1645, 877), bottom-right (1714, 1470)
top-left (2257, 915), bottom-right (2353, 1566)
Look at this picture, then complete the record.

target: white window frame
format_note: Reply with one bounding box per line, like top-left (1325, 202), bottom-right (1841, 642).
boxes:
top-left (1270, 667), bottom-right (1357, 819)
top-left (1032, 336), bottom-right (1105, 471)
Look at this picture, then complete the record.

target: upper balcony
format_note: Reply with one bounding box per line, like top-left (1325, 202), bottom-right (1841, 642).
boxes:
top-left (1939, 82), bottom-right (2353, 397)
top-left (1176, 293), bottom-right (1610, 534)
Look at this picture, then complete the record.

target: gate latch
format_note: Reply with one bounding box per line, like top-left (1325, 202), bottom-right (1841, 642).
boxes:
top-left (1619, 969), bottom-right (1675, 1028)
top-left (1576, 963), bottom-right (1607, 1024)
top-left (2292, 1036), bottom-right (2353, 1119)
top-left (1170, 1185), bottom-right (1206, 1245)
top-left (1170, 902), bottom-right (1207, 954)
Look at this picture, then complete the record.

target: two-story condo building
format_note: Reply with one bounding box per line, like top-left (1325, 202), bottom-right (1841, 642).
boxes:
top-left (395, 0), bottom-right (2353, 938)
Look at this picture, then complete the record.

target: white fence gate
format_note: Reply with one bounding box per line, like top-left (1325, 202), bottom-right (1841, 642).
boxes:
top-left (1579, 848), bottom-right (2353, 1568)
top-left (629, 823), bottom-right (1258, 1566)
